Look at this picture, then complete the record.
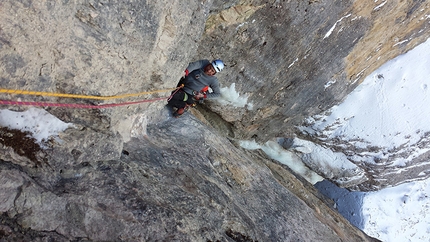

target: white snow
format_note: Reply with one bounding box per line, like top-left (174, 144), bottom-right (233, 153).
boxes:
top-left (303, 38), bottom-right (430, 241)
top-left (301, 37), bottom-right (430, 167)
top-left (288, 57), bottom-right (299, 68)
top-left (0, 108), bottom-right (73, 143)
top-left (374, 1), bottom-right (387, 11)
top-left (323, 14), bottom-right (351, 39)
top-left (363, 179), bottom-right (430, 242)
top-left (393, 39), bottom-right (410, 47)
top-left (241, 37), bottom-right (430, 242)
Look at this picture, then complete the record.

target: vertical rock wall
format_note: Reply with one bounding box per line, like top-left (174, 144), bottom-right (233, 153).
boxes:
top-left (0, 115), bottom-right (378, 241)
top-left (195, 0), bottom-right (430, 190)
top-left (0, 0), bottom-right (428, 240)
top-left (0, 0), bottom-right (208, 131)
top-left (198, 0), bottom-right (430, 142)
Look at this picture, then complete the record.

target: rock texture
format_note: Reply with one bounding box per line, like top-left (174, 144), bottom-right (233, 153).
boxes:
top-left (0, 0), bottom-right (428, 240)
top-left (0, 0), bottom-right (207, 131)
top-left (200, 0), bottom-right (430, 141)
top-left (0, 111), bottom-right (377, 241)
top-left (196, 0), bottom-right (430, 190)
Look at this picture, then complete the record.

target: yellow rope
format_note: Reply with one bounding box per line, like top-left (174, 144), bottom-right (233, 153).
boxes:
top-left (0, 88), bottom-right (176, 100)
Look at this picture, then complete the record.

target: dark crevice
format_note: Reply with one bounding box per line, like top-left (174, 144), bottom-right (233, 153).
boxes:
top-left (194, 104), bottom-right (235, 138)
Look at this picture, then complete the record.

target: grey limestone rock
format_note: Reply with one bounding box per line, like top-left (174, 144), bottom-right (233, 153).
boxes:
top-left (2, 0), bottom-right (428, 240)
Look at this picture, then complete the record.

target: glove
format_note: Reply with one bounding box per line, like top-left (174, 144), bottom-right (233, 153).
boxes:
top-left (193, 92), bottom-right (205, 100)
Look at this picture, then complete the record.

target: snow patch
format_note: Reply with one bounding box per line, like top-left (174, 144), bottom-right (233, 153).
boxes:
top-left (301, 37), bottom-right (430, 241)
top-left (300, 37), bottom-right (430, 166)
top-left (323, 14), bottom-right (351, 39)
top-left (373, 1), bottom-right (387, 11)
top-left (363, 179), bottom-right (430, 242)
top-left (288, 58), bottom-right (299, 68)
top-left (0, 108), bottom-right (74, 143)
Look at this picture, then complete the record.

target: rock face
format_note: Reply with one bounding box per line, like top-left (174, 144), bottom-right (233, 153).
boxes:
top-left (0, 0), bottom-right (210, 132)
top-left (1, 113), bottom-right (377, 241)
top-left (196, 0), bottom-right (430, 190)
top-left (201, 0), bottom-right (430, 141)
top-left (0, 0), bottom-right (428, 240)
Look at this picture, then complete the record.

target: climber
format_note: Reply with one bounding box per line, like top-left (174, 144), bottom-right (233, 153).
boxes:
top-left (167, 59), bottom-right (225, 117)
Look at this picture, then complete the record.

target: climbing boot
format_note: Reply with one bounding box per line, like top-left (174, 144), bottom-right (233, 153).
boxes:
top-left (173, 108), bottom-right (185, 118)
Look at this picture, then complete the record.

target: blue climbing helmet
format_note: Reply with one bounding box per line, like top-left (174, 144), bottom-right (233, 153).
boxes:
top-left (211, 59), bottom-right (224, 73)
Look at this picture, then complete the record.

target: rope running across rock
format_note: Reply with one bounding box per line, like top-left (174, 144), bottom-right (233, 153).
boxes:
top-left (0, 87), bottom-right (179, 109)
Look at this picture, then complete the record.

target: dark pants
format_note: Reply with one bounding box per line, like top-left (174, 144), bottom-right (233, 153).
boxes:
top-left (177, 77), bottom-right (186, 87)
top-left (167, 89), bottom-right (195, 109)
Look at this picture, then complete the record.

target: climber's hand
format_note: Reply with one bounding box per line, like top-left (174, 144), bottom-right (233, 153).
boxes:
top-left (194, 93), bottom-right (204, 100)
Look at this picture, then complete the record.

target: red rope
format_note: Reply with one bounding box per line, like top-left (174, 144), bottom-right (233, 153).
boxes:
top-left (0, 97), bottom-right (167, 109)
top-left (167, 85), bottom-right (184, 102)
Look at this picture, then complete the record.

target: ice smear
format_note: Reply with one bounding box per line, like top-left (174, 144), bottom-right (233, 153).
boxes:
top-left (240, 139), bottom-right (324, 184)
top-left (218, 83), bottom-right (253, 110)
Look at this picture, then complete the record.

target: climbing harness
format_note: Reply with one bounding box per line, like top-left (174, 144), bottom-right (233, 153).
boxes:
top-left (167, 84), bottom-right (184, 102)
